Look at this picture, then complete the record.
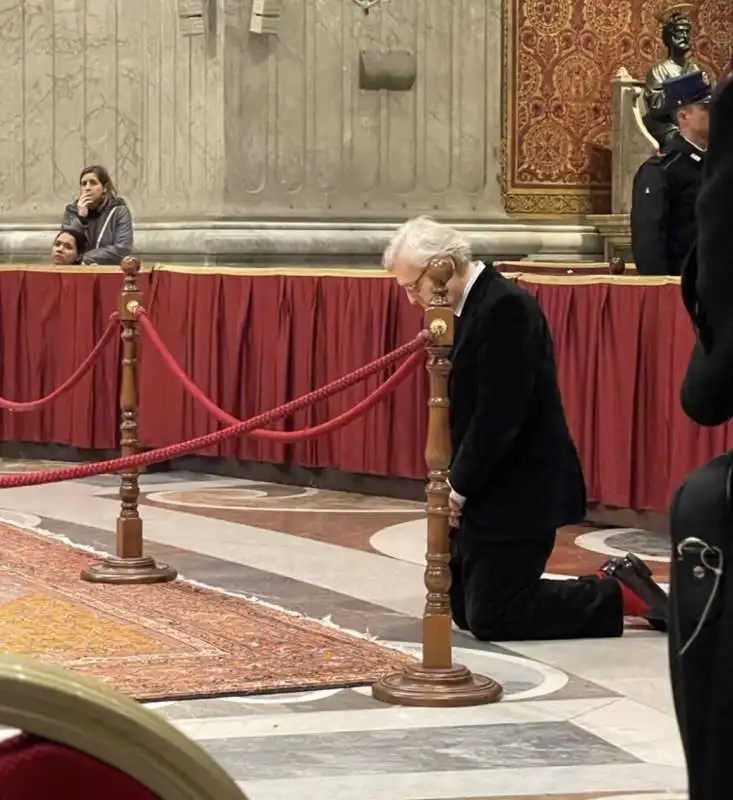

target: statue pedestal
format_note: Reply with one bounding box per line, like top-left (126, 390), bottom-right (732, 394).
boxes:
top-left (586, 214), bottom-right (632, 263)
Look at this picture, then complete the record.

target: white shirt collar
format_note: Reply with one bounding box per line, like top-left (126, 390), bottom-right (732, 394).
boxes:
top-left (681, 134), bottom-right (707, 153)
top-left (455, 261), bottom-right (485, 317)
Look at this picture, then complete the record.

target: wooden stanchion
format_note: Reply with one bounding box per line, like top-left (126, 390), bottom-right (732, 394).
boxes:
top-left (372, 256), bottom-right (503, 707)
top-left (82, 258), bottom-right (177, 585)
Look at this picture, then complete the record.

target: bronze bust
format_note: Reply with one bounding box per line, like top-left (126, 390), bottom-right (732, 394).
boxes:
top-left (643, 5), bottom-right (704, 147)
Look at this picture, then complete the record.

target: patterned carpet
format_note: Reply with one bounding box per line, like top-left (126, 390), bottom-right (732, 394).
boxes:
top-left (0, 523), bottom-right (413, 701)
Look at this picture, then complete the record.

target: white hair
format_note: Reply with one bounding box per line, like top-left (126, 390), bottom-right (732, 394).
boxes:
top-left (382, 216), bottom-right (473, 273)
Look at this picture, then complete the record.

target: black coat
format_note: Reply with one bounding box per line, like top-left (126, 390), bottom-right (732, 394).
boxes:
top-left (449, 265), bottom-right (586, 539)
top-left (681, 74), bottom-right (733, 426)
top-left (631, 133), bottom-right (704, 276)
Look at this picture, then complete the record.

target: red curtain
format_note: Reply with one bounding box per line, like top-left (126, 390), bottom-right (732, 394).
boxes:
top-left (519, 279), bottom-right (733, 511)
top-left (1, 266), bottom-right (731, 513)
top-left (0, 270), bottom-right (126, 450)
top-left (137, 270), bottom-right (427, 478)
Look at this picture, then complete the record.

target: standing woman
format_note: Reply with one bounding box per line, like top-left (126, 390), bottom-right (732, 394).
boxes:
top-left (62, 165), bottom-right (133, 265)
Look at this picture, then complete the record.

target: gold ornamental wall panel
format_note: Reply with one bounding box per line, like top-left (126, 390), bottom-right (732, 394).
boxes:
top-left (503, 0), bottom-right (733, 215)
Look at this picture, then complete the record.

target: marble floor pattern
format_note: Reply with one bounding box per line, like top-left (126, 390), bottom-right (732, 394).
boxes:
top-left (0, 461), bottom-right (683, 800)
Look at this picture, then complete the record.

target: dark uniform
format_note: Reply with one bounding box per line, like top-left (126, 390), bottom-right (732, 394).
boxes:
top-left (631, 134), bottom-right (704, 276)
top-left (671, 70), bottom-right (733, 800)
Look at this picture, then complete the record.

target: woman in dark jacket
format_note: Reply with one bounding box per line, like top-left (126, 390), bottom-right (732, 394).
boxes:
top-left (62, 165), bottom-right (133, 265)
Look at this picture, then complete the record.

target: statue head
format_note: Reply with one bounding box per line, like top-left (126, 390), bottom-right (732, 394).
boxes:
top-left (661, 10), bottom-right (693, 56)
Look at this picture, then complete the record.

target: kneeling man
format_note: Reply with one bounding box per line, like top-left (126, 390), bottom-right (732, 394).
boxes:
top-left (384, 217), bottom-right (667, 640)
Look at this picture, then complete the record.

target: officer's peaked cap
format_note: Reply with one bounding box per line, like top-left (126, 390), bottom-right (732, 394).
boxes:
top-left (662, 72), bottom-right (712, 112)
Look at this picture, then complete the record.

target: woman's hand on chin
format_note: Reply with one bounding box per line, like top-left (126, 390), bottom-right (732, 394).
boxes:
top-left (77, 195), bottom-right (90, 218)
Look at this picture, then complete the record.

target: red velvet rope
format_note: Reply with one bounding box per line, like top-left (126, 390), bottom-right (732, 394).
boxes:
top-left (0, 328), bottom-right (429, 488)
top-left (137, 311), bottom-right (422, 442)
top-left (0, 313), bottom-right (119, 412)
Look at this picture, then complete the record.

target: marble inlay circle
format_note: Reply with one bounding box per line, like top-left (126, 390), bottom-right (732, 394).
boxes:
top-left (575, 529), bottom-right (670, 563)
top-left (147, 486), bottom-right (318, 509)
top-left (371, 521), bottom-right (575, 580)
top-left (148, 486), bottom-right (422, 514)
top-left (148, 644), bottom-right (569, 707)
top-left (356, 643), bottom-right (570, 702)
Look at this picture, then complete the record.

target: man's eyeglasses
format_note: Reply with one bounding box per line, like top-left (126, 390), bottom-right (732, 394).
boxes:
top-left (400, 264), bottom-right (430, 295)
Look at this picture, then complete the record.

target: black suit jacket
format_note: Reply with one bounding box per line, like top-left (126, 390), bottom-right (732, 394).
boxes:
top-left (680, 73), bottom-right (733, 426)
top-left (449, 265), bottom-right (586, 539)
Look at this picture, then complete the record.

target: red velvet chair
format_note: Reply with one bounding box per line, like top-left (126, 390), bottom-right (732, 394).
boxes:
top-left (0, 734), bottom-right (160, 798)
top-left (0, 655), bottom-right (247, 800)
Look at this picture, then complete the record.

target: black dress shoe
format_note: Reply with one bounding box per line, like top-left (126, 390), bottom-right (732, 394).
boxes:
top-left (599, 552), bottom-right (669, 632)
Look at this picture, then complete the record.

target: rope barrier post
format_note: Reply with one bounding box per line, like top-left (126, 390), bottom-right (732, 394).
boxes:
top-left (372, 255), bottom-right (503, 707)
top-left (81, 257), bottom-right (177, 585)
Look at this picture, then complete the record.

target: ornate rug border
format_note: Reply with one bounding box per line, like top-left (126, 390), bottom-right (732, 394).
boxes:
top-left (0, 516), bottom-right (415, 663)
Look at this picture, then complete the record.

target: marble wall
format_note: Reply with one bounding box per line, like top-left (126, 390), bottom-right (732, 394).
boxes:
top-left (223, 0), bottom-right (504, 218)
top-left (0, 0), bottom-right (504, 222)
top-left (0, 0), bottom-right (224, 219)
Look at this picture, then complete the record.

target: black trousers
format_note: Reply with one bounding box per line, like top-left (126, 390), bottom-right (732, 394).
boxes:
top-left (449, 525), bottom-right (624, 641)
top-left (669, 452), bottom-right (733, 800)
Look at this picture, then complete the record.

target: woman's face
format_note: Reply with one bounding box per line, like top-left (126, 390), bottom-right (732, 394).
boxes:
top-left (79, 171), bottom-right (106, 208)
top-left (52, 232), bottom-right (79, 265)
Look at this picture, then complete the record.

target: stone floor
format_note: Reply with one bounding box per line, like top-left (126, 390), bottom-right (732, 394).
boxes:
top-left (0, 461), bottom-right (684, 800)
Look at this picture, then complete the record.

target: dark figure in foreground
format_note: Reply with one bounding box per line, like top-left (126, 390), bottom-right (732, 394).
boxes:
top-left (384, 216), bottom-right (667, 641)
top-left (62, 165), bottom-right (133, 265)
top-left (632, 71), bottom-right (710, 276)
top-left (670, 61), bottom-right (733, 800)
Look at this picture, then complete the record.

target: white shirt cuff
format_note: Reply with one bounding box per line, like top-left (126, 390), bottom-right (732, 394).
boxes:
top-left (449, 487), bottom-right (466, 508)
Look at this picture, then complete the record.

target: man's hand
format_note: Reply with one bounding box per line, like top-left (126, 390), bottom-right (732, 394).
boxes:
top-left (448, 486), bottom-right (466, 529)
top-left (448, 495), bottom-right (462, 528)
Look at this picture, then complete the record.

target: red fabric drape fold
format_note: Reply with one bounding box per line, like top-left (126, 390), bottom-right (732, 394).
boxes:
top-left (518, 279), bottom-right (725, 512)
top-left (137, 272), bottom-right (426, 477)
top-left (1, 268), bottom-right (730, 513)
top-left (0, 271), bottom-right (124, 449)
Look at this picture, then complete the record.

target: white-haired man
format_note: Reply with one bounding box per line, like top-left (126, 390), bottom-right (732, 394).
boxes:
top-left (384, 216), bottom-right (667, 640)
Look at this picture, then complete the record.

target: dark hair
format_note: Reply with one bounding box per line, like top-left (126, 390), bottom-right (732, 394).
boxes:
top-left (53, 228), bottom-right (86, 262)
top-left (79, 165), bottom-right (117, 197)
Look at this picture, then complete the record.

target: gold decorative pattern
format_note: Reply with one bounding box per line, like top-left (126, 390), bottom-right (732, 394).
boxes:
top-left (0, 595), bottom-right (169, 658)
top-left (503, 0), bottom-right (733, 215)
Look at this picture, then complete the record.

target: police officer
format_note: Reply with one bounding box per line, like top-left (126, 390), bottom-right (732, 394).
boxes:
top-left (631, 72), bottom-right (711, 275)
top-left (671, 65), bottom-right (733, 799)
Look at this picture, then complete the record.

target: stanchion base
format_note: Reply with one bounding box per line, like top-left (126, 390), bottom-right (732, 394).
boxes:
top-left (372, 663), bottom-right (503, 707)
top-left (81, 556), bottom-right (178, 585)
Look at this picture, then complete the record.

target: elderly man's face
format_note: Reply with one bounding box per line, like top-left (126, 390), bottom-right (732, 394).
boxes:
top-left (390, 250), bottom-right (435, 308)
